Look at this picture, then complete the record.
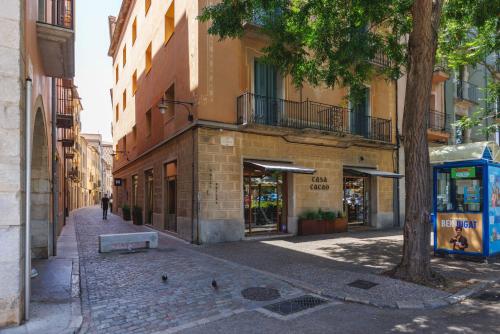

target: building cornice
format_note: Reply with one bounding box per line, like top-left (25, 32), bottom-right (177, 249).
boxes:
top-left (108, 0), bottom-right (134, 58)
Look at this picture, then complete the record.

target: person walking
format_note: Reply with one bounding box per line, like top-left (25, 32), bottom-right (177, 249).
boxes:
top-left (101, 194), bottom-right (110, 220)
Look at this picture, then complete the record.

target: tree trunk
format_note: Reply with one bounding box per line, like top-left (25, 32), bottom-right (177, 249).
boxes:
top-left (393, 0), bottom-right (443, 283)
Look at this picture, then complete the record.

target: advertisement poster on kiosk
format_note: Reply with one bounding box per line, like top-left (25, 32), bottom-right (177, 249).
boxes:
top-left (436, 213), bottom-right (483, 253)
top-left (488, 166), bottom-right (500, 254)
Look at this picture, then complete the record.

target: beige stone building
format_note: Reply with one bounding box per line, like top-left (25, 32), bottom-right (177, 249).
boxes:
top-left (109, 0), bottom-right (400, 244)
top-left (0, 0), bottom-right (77, 327)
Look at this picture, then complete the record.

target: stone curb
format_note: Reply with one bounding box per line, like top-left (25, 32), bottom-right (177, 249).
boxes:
top-left (187, 241), bottom-right (500, 311)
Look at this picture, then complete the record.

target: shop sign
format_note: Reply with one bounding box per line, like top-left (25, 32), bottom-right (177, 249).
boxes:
top-left (436, 213), bottom-right (483, 253)
top-left (451, 167), bottom-right (476, 179)
top-left (114, 178), bottom-right (123, 186)
top-left (310, 176), bottom-right (329, 191)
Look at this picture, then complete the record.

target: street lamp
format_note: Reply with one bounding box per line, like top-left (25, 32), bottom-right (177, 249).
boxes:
top-left (157, 98), bottom-right (194, 122)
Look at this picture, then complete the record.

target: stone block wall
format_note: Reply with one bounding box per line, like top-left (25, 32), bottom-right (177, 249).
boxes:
top-left (0, 0), bottom-right (23, 327)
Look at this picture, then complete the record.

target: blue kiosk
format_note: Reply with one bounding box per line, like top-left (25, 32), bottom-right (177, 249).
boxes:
top-left (430, 141), bottom-right (500, 258)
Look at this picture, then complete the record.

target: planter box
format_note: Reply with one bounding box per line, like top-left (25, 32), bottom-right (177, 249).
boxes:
top-left (298, 219), bottom-right (325, 235)
top-left (334, 218), bottom-right (348, 233)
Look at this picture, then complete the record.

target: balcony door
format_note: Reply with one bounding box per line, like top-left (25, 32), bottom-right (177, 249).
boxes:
top-left (254, 59), bottom-right (279, 125)
top-left (350, 87), bottom-right (370, 137)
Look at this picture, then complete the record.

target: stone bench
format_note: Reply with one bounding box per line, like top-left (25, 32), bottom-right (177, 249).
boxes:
top-left (98, 232), bottom-right (159, 253)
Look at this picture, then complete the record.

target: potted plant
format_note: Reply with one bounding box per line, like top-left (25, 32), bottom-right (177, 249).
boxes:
top-left (334, 211), bottom-right (348, 233)
top-left (122, 204), bottom-right (131, 221)
top-left (298, 210), bottom-right (322, 235)
top-left (133, 206), bottom-right (143, 225)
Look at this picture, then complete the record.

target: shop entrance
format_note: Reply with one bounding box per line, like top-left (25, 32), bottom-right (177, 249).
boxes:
top-left (244, 164), bottom-right (287, 235)
top-left (343, 176), bottom-right (369, 226)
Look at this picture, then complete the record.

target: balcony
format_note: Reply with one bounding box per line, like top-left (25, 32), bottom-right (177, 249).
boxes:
top-left (427, 109), bottom-right (449, 143)
top-left (59, 127), bottom-right (74, 148)
top-left (369, 52), bottom-right (391, 68)
top-left (236, 93), bottom-right (392, 143)
top-left (36, 0), bottom-right (75, 78)
top-left (433, 61), bottom-right (449, 83)
top-left (456, 80), bottom-right (479, 104)
top-left (56, 79), bottom-right (74, 128)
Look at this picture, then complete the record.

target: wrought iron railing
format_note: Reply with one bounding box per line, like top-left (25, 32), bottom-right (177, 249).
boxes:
top-left (369, 52), bottom-right (391, 68)
top-left (456, 80), bottom-right (479, 104)
top-left (236, 92), bottom-right (392, 142)
top-left (428, 109), bottom-right (446, 132)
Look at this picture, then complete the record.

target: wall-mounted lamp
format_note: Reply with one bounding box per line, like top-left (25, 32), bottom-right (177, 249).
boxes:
top-left (157, 98), bottom-right (194, 122)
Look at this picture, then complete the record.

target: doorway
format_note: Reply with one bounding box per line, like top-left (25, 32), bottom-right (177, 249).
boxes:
top-left (243, 164), bottom-right (287, 235)
top-left (163, 161), bottom-right (177, 232)
top-left (343, 176), bottom-right (369, 226)
top-left (144, 170), bottom-right (154, 225)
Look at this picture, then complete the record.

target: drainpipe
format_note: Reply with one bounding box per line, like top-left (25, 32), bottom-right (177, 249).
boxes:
top-left (25, 77), bottom-right (32, 321)
top-left (52, 78), bottom-right (58, 255)
top-left (394, 80), bottom-right (401, 227)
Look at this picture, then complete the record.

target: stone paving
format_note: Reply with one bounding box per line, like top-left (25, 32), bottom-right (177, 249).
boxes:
top-left (74, 207), bottom-right (305, 334)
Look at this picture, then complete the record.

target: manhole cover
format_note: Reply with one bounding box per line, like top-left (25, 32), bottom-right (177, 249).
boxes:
top-left (474, 291), bottom-right (500, 302)
top-left (241, 287), bottom-right (281, 301)
top-left (347, 279), bottom-right (379, 290)
top-left (263, 295), bottom-right (327, 316)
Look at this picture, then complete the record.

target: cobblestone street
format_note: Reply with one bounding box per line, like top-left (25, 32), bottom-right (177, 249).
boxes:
top-left (73, 207), bottom-right (500, 334)
top-left (75, 207), bottom-right (306, 333)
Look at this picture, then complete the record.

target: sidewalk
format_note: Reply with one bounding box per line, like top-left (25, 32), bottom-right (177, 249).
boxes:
top-left (1, 214), bottom-right (82, 334)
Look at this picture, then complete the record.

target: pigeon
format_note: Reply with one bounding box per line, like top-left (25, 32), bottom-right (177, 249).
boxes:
top-left (162, 274), bottom-right (168, 282)
top-left (211, 279), bottom-right (218, 290)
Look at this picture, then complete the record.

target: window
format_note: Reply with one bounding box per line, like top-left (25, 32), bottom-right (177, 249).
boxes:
top-left (145, 0), bottom-right (151, 15)
top-left (146, 109), bottom-right (152, 136)
top-left (115, 66), bottom-right (119, 83)
top-left (349, 86), bottom-right (371, 137)
top-left (132, 125), bottom-right (137, 143)
top-left (123, 89), bottom-right (127, 110)
top-left (132, 70), bottom-right (138, 95)
top-left (436, 167), bottom-right (483, 213)
top-left (145, 43), bottom-right (152, 73)
top-left (115, 104), bottom-right (119, 121)
top-left (132, 17), bottom-right (137, 45)
top-left (123, 135), bottom-right (127, 152)
top-left (38, 0), bottom-right (46, 21)
top-left (163, 84), bottom-right (175, 119)
top-left (122, 44), bottom-right (127, 67)
top-left (165, 2), bottom-right (174, 44)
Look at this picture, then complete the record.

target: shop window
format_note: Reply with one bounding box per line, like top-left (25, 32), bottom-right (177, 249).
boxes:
top-left (132, 17), bottom-right (137, 45)
top-left (145, 0), bottom-right (151, 15)
top-left (146, 109), bottom-right (152, 136)
top-left (146, 42), bottom-right (152, 73)
top-left (132, 70), bottom-right (138, 95)
top-left (436, 167), bottom-right (483, 213)
top-left (122, 44), bottom-right (127, 67)
top-left (165, 2), bottom-right (174, 44)
top-left (122, 89), bottom-right (127, 110)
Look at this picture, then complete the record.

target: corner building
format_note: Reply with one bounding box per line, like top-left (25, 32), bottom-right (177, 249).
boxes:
top-left (109, 0), bottom-right (400, 244)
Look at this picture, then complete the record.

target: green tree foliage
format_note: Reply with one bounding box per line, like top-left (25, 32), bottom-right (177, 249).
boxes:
top-left (438, 0), bottom-right (499, 136)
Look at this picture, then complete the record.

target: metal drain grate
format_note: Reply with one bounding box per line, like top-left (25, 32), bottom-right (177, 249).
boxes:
top-left (241, 287), bottom-right (281, 301)
top-left (474, 291), bottom-right (500, 302)
top-left (263, 295), bottom-right (327, 316)
top-left (347, 279), bottom-right (378, 290)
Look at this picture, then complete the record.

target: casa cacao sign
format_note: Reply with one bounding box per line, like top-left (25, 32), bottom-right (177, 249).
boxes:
top-left (310, 176), bottom-right (330, 191)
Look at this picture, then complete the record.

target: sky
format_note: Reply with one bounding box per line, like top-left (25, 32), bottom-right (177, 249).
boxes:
top-left (75, 0), bottom-right (122, 143)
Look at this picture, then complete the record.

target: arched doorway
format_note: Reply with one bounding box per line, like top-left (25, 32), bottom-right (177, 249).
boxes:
top-left (31, 109), bottom-right (51, 259)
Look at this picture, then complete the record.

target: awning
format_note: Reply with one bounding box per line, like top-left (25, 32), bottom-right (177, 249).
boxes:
top-left (344, 167), bottom-right (404, 179)
top-left (245, 160), bottom-right (316, 174)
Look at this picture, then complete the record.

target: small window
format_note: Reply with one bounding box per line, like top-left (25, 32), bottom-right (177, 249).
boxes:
top-left (132, 125), bottom-right (137, 142)
top-left (145, 42), bottom-right (152, 73)
top-left (146, 109), bottom-right (152, 136)
top-left (115, 66), bottom-right (119, 83)
top-left (122, 44), bottom-right (127, 67)
top-left (123, 135), bottom-right (127, 151)
top-left (145, 0), bottom-right (151, 15)
top-left (115, 104), bottom-right (119, 121)
top-left (165, 2), bottom-right (174, 44)
top-left (132, 70), bottom-right (138, 95)
top-left (123, 89), bottom-right (127, 110)
top-left (163, 84), bottom-right (175, 119)
top-left (132, 17), bottom-right (137, 45)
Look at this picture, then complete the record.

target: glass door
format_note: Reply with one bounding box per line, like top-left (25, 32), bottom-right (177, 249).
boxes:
top-left (343, 176), bottom-right (369, 225)
top-left (164, 162), bottom-right (177, 232)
